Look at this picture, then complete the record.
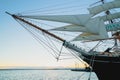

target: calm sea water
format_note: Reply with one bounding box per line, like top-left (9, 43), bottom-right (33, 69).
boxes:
top-left (0, 70), bottom-right (98, 80)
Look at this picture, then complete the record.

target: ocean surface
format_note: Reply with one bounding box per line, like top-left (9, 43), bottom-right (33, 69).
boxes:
top-left (0, 70), bottom-right (98, 80)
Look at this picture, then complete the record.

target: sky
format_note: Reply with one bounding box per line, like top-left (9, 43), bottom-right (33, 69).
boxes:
top-left (0, 0), bottom-right (97, 68)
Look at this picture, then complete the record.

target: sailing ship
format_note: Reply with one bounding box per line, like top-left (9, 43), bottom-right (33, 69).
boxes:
top-left (6, 0), bottom-right (120, 80)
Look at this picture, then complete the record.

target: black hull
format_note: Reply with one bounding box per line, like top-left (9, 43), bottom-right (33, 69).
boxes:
top-left (83, 55), bottom-right (120, 80)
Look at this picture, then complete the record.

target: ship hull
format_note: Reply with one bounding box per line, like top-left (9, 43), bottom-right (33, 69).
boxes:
top-left (83, 55), bottom-right (120, 80)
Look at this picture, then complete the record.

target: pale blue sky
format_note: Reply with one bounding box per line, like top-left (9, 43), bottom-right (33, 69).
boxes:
top-left (0, 0), bottom-right (97, 68)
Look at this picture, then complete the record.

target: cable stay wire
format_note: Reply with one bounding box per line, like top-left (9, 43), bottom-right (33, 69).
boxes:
top-left (14, 17), bottom-right (79, 60)
top-left (14, 19), bottom-right (54, 55)
top-left (65, 48), bottom-right (85, 63)
top-left (30, 30), bottom-right (61, 57)
top-left (38, 29), bottom-right (81, 60)
top-left (30, 31), bottom-right (58, 58)
top-left (88, 52), bottom-right (96, 80)
top-left (26, 19), bottom-right (68, 57)
top-left (43, 33), bottom-right (60, 53)
top-left (19, 0), bottom-right (88, 14)
top-left (56, 45), bottom-right (64, 61)
top-left (14, 18), bottom-right (63, 58)
top-left (41, 33), bottom-right (60, 57)
top-left (21, 6), bottom-right (87, 15)
top-left (42, 33), bottom-right (66, 59)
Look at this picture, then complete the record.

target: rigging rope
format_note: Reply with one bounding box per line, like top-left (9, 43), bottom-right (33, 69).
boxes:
top-left (88, 52), bottom-right (96, 80)
top-left (19, 0), bottom-right (88, 14)
top-left (14, 18), bottom-right (62, 58)
top-left (43, 33), bottom-right (60, 53)
top-left (66, 48), bottom-right (85, 64)
top-left (14, 17), bottom-right (82, 61)
top-left (56, 45), bottom-right (63, 61)
top-left (24, 18), bottom-right (78, 39)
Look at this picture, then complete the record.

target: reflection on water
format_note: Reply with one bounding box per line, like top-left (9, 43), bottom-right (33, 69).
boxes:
top-left (0, 70), bottom-right (98, 80)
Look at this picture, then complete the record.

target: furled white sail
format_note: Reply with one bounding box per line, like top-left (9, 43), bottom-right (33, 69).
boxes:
top-left (100, 12), bottom-right (120, 21)
top-left (51, 22), bottom-right (120, 32)
top-left (51, 24), bottom-right (87, 32)
top-left (88, 1), bottom-right (120, 16)
top-left (76, 18), bottom-right (108, 41)
top-left (21, 14), bottom-right (92, 26)
top-left (83, 17), bottom-right (108, 38)
top-left (72, 33), bottom-right (105, 41)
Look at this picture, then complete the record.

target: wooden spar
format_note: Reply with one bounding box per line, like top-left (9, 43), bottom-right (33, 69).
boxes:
top-left (7, 12), bottom-right (65, 42)
top-left (84, 37), bottom-right (117, 42)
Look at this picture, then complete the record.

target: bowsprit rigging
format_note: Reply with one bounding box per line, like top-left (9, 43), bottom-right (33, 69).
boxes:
top-left (6, 0), bottom-right (120, 80)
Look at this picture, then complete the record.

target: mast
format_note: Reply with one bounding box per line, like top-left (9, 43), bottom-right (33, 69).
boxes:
top-left (6, 12), bottom-right (65, 42)
top-left (101, 0), bottom-right (118, 47)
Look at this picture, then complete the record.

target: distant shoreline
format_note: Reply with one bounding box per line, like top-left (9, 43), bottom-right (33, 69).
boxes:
top-left (0, 68), bottom-right (71, 70)
top-left (0, 68), bottom-right (85, 71)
